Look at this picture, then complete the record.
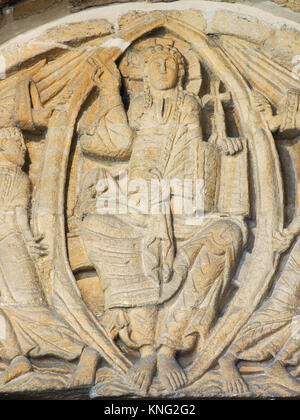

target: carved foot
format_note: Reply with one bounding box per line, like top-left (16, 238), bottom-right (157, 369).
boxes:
top-left (126, 354), bottom-right (157, 395)
top-left (68, 347), bottom-right (100, 388)
top-left (157, 352), bottom-right (188, 392)
top-left (219, 356), bottom-right (249, 396)
top-left (0, 356), bottom-right (32, 386)
top-left (265, 360), bottom-right (300, 393)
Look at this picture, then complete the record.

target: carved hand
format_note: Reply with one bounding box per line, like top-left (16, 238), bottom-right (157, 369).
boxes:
top-left (253, 90), bottom-right (273, 120)
top-left (272, 229), bottom-right (294, 254)
top-left (27, 234), bottom-right (48, 260)
top-left (210, 132), bottom-right (243, 155)
top-left (218, 137), bottom-right (243, 155)
top-left (32, 108), bottom-right (54, 128)
top-left (273, 216), bottom-right (300, 253)
top-left (252, 90), bottom-right (282, 131)
top-left (89, 52), bottom-right (121, 93)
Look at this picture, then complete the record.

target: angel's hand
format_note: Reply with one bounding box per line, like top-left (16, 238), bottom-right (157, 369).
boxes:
top-left (32, 108), bottom-right (54, 128)
top-left (27, 234), bottom-right (48, 260)
top-left (252, 90), bottom-right (284, 132)
top-left (253, 91), bottom-right (273, 120)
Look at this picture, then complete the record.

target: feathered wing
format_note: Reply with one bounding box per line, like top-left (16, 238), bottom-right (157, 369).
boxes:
top-left (32, 42), bottom-right (96, 108)
top-left (219, 36), bottom-right (300, 107)
top-left (0, 46), bottom-right (91, 129)
top-left (0, 59), bottom-right (46, 128)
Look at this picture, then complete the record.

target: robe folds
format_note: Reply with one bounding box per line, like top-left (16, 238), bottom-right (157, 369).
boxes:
top-left (78, 89), bottom-right (245, 350)
top-left (0, 165), bottom-right (85, 363)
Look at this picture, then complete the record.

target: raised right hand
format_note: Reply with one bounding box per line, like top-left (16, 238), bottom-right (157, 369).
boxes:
top-left (88, 50), bottom-right (121, 92)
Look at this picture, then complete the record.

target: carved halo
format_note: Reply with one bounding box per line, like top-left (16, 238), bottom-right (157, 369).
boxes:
top-left (119, 37), bottom-right (202, 97)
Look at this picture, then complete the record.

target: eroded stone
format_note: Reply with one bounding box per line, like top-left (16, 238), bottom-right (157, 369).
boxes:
top-left (0, 1), bottom-right (299, 400)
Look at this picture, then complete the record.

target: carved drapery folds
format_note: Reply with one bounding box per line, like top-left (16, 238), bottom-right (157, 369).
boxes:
top-left (0, 7), bottom-right (299, 398)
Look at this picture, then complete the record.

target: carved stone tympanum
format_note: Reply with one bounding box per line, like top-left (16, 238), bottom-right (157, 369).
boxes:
top-left (0, 1), bottom-right (300, 398)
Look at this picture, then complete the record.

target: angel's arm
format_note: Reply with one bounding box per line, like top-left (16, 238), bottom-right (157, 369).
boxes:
top-left (16, 207), bottom-right (47, 260)
top-left (254, 89), bottom-right (300, 138)
top-left (13, 175), bottom-right (47, 259)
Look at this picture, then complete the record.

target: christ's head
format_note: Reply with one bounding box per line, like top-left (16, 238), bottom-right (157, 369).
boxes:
top-left (143, 45), bottom-right (185, 92)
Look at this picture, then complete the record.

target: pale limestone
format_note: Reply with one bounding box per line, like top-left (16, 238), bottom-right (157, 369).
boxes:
top-left (0, 3), bottom-right (299, 399)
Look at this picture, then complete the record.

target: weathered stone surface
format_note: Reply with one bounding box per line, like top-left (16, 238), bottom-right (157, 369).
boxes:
top-left (273, 0), bottom-right (300, 12)
top-left (69, 0), bottom-right (300, 13)
top-left (0, 1), bottom-right (300, 400)
top-left (0, 0), bottom-right (299, 23)
top-left (12, 0), bottom-right (63, 19)
top-left (70, 0), bottom-right (178, 12)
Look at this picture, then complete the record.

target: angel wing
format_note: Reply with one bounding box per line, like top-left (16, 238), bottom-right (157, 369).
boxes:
top-left (0, 59), bottom-right (46, 128)
top-left (0, 46), bottom-right (90, 129)
top-left (33, 49), bottom-right (89, 107)
top-left (219, 36), bottom-right (300, 107)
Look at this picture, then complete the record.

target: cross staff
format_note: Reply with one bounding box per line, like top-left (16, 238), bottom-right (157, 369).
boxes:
top-left (203, 79), bottom-right (243, 155)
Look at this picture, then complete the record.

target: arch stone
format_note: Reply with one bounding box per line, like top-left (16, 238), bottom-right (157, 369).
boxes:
top-left (0, 0), bottom-right (299, 399)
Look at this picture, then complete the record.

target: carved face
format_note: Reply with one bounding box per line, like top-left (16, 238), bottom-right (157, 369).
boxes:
top-left (147, 53), bottom-right (179, 91)
top-left (0, 136), bottom-right (26, 166)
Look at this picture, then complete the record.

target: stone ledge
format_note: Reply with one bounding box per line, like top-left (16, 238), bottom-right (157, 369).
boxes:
top-left (69, 0), bottom-right (179, 13)
top-left (0, 0), bottom-right (299, 20)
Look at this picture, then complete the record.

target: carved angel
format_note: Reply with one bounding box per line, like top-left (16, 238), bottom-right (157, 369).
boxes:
top-left (0, 127), bottom-right (100, 388)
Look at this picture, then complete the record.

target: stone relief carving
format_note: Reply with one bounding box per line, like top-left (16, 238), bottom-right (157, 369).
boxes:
top-left (0, 125), bottom-right (103, 389)
top-left (0, 10), bottom-right (300, 398)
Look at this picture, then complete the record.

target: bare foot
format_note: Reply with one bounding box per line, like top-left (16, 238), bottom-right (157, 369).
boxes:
top-left (0, 356), bottom-right (32, 386)
top-left (157, 354), bottom-right (188, 392)
top-left (219, 355), bottom-right (249, 396)
top-left (265, 360), bottom-right (300, 392)
top-left (126, 354), bottom-right (156, 395)
top-left (68, 347), bottom-right (100, 388)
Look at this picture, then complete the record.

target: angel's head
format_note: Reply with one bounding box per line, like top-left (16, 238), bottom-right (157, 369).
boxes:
top-left (0, 127), bottom-right (26, 167)
top-left (143, 45), bottom-right (185, 91)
